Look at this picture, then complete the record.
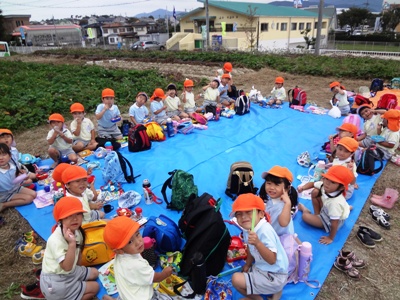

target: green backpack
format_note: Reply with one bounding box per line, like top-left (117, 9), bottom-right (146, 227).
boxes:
top-left (161, 169), bottom-right (198, 211)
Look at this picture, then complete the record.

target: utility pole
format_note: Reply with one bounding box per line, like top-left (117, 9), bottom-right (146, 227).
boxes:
top-left (205, 0), bottom-right (209, 50)
top-left (314, 0), bottom-right (324, 55)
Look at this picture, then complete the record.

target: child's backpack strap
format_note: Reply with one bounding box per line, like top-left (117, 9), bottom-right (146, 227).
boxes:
top-left (161, 170), bottom-right (177, 207)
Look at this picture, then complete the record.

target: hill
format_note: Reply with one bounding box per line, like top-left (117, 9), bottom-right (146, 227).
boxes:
top-left (269, 0), bottom-right (382, 12)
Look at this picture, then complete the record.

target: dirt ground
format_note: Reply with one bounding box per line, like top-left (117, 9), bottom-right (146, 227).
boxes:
top-left (1, 54), bottom-right (399, 300)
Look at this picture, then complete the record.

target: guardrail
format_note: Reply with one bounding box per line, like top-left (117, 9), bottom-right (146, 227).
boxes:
top-left (320, 49), bottom-right (400, 57)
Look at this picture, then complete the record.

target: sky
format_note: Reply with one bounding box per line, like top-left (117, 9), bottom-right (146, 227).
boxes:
top-left (1, 0), bottom-right (290, 22)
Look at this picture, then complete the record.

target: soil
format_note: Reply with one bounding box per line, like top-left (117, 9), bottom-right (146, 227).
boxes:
top-left (1, 54), bottom-right (399, 300)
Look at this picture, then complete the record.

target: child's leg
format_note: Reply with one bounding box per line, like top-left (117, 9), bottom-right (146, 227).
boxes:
top-left (86, 140), bottom-right (98, 151)
top-left (311, 188), bottom-right (323, 214)
top-left (48, 147), bottom-right (60, 167)
top-left (82, 268), bottom-right (99, 300)
top-left (232, 273), bottom-right (263, 300)
top-left (72, 141), bottom-right (85, 152)
top-left (2, 188), bottom-right (36, 211)
top-left (68, 152), bottom-right (78, 164)
top-left (275, 99), bottom-right (282, 105)
top-left (267, 98), bottom-right (276, 105)
top-left (298, 203), bottom-right (324, 229)
top-left (179, 111), bottom-right (189, 119)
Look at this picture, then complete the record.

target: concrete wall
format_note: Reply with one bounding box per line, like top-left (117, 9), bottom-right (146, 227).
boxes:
top-left (26, 28), bottom-right (82, 46)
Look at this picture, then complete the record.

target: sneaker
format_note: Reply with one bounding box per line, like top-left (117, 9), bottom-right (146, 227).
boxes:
top-left (369, 205), bottom-right (390, 221)
top-left (23, 231), bottom-right (38, 244)
top-left (358, 226), bottom-right (383, 242)
top-left (371, 211), bottom-right (391, 230)
top-left (32, 250), bottom-right (45, 265)
top-left (19, 243), bottom-right (43, 258)
top-left (356, 229), bottom-right (375, 248)
top-left (333, 257), bottom-right (361, 280)
top-left (20, 282), bottom-right (45, 299)
top-left (339, 250), bottom-right (366, 268)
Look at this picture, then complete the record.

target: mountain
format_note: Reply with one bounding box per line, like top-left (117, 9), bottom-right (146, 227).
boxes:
top-left (269, 0), bottom-right (382, 12)
top-left (135, 9), bottom-right (185, 19)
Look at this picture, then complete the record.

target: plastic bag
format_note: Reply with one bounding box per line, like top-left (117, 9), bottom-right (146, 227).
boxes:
top-left (328, 100), bottom-right (341, 118)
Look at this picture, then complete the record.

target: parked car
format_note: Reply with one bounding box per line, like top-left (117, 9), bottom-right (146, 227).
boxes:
top-left (352, 30), bottom-right (362, 36)
top-left (131, 40), bottom-right (165, 51)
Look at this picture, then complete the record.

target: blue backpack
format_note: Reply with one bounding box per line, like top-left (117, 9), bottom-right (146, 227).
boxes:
top-left (102, 151), bottom-right (137, 183)
top-left (142, 214), bottom-right (182, 254)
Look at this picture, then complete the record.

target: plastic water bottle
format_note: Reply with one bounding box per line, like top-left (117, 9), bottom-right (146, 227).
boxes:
top-left (104, 141), bottom-right (113, 152)
top-left (142, 237), bottom-right (157, 268)
top-left (313, 160), bottom-right (325, 182)
top-left (53, 183), bottom-right (64, 204)
top-left (215, 107), bottom-right (221, 121)
top-left (166, 118), bottom-right (175, 137)
top-left (298, 241), bottom-right (313, 282)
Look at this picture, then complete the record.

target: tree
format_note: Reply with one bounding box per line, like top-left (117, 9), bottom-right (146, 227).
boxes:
top-left (380, 7), bottom-right (400, 32)
top-left (300, 28), bottom-right (316, 49)
top-left (244, 5), bottom-right (258, 52)
top-left (337, 7), bottom-right (372, 33)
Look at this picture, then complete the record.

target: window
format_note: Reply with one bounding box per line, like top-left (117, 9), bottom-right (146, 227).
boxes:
top-left (280, 23), bottom-right (287, 31)
top-left (322, 22), bottom-right (327, 29)
top-left (103, 29), bottom-right (108, 34)
top-left (276, 23), bottom-right (279, 30)
top-left (110, 37), bottom-right (115, 43)
top-left (260, 23), bottom-right (268, 32)
top-left (299, 23), bottom-right (304, 30)
top-left (225, 23), bottom-right (233, 32)
top-left (127, 27), bottom-right (133, 32)
top-left (16, 20), bottom-right (21, 27)
top-left (306, 22), bottom-right (311, 30)
top-left (119, 28), bottom-right (125, 33)
top-left (113, 29), bottom-right (118, 33)
top-left (291, 23), bottom-right (297, 30)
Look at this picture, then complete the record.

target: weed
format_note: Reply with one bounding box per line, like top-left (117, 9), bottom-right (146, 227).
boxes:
top-left (1, 282), bottom-right (20, 299)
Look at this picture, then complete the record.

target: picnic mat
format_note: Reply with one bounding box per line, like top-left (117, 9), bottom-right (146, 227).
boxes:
top-left (16, 104), bottom-right (385, 299)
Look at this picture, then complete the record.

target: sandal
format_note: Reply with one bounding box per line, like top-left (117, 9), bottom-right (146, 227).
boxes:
top-left (334, 257), bottom-right (361, 280)
top-left (339, 250), bottom-right (365, 268)
top-left (371, 211), bottom-right (390, 230)
top-left (18, 243), bottom-right (43, 257)
top-left (369, 205), bottom-right (390, 221)
top-left (356, 229), bottom-right (375, 248)
top-left (390, 154), bottom-right (400, 166)
top-left (359, 226), bottom-right (382, 242)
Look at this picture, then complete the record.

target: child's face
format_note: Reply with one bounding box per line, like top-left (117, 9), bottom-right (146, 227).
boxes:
top-left (382, 118), bottom-right (388, 127)
top-left (265, 181), bottom-right (285, 199)
top-left (72, 112), bottom-right (84, 120)
top-left (235, 210), bottom-right (264, 230)
top-left (338, 130), bottom-right (353, 139)
top-left (102, 97), bottom-right (115, 108)
top-left (61, 213), bottom-right (83, 232)
top-left (360, 108), bottom-right (373, 120)
top-left (0, 134), bottom-right (13, 147)
top-left (335, 145), bottom-right (352, 161)
top-left (0, 151), bottom-right (11, 166)
top-left (136, 95), bottom-right (147, 107)
top-left (210, 81), bottom-right (218, 89)
top-left (331, 86), bottom-right (339, 93)
top-left (154, 97), bottom-right (162, 102)
top-left (322, 177), bottom-right (343, 194)
top-left (185, 86), bottom-right (194, 92)
top-left (50, 121), bottom-right (63, 130)
top-left (275, 83), bottom-right (283, 88)
top-left (221, 78), bottom-right (229, 85)
top-left (66, 178), bottom-right (88, 196)
top-left (121, 230), bottom-right (144, 254)
top-left (168, 89), bottom-right (176, 97)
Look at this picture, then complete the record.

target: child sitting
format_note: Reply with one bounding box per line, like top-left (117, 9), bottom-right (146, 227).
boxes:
top-left (129, 92), bottom-right (150, 125)
top-left (297, 165), bottom-right (354, 245)
top-left (218, 74), bottom-right (235, 108)
top-left (356, 104), bottom-right (386, 147)
top-left (180, 79), bottom-right (199, 116)
top-left (0, 128), bottom-right (19, 162)
top-left (329, 81), bottom-right (350, 116)
top-left (102, 216), bottom-right (173, 300)
top-left (196, 79), bottom-right (221, 113)
top-left (165, 83), bottom-right (188, 121)
top-left (328, 122), bottom-right (358, 155)
top-left (95, 88), bottom-right (123, 140)
top-left (47, 113), bottom-right (77, 168)
top-left (69, 103), bottom-right (98, 152)
top-left (0, 143), bottom-right (36, 212)
top-left (40, 196), bottom-right (99, 299)
top-left (267, 77), bottom-right (286, 106)
top-left (231, 193), bottom-right (288, 300)
top-left (150, 88), bottom-right (169, 126)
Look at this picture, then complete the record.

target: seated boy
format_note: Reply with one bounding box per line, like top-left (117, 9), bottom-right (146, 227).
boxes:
top-left (165, 83), bottom-right (188, 121)
top-left (218, 74), bottom-right (235, 108)
top-left (95, 88), bottom-right (123, 140)
top-left (356, 104), bottom-right (386, 147)
top-left (129, 92), bottom-right (150, 125)
top-left (69, 103), bottom-right (98, 152)
top-left (196, 79), bottom-right (221, 113)
top-left (267, 77), bottom-right (286, 106)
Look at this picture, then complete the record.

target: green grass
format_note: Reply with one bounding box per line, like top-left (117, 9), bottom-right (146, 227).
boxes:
top-left (335, 42), bottom-right (400, 52)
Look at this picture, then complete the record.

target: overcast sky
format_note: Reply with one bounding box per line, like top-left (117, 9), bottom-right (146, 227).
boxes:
top-left (1, 0), bottom-right (290, 21)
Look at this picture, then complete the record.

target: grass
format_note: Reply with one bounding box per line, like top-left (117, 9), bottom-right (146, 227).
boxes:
top-left (334, 42), bottom-right (400, 52)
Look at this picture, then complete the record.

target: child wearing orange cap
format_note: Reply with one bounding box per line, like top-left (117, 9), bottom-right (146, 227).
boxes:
top-left (196, 79), bottom-right (221, 113)
top-left (329, 81), bottom-right (350, 116)
top-left (267, 77), bottom-right (286, 106)
top-left (259, 166), bottom-right (298, 236)
top-left (150, 88), bottom-right (169, 125)
top-left (69, 103), bottom-right (98, 152)
top-left (181, 79), bottom-right (200, 116)
top-left (0, 143), bottom-right (36, 212)
top-left (47, 113), bottom-right (77, 168)
top-left (230, 193), bottom-right (288, 300)
top-left (328, 122), bottom-right (358, 155)
top-left (216, 62), bottom-right (233, 82)
top-left (297, 165), bottom-right (354, 245)
top-left (165, 83), bottom-right (189, 120)
top-left (0, 128), bottom-right (19, 162)
top-left (40, 196), bottom-right (99, 300)
top-left (129, 92), bottom-right (150, 125)
top-left (102, 217), bottom-right (173, 300)
top-left (95, 88), bottom-right (123, 140)
top-left (62, 165), bottom-right (104, 224)
top-left (356, 104), bottom-right (386, 147)
top-left (218, 74), bottom-right (235, 108)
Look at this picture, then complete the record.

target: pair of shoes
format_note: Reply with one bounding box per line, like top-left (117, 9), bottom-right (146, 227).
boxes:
top-left (333, 257), bottom-right (361, 280)
top-left (32, 250), bottom-right (45, 265)
top-left (357, 226), bottom-right (383, 248)
top-left (15, 237), bottom-right (28, 252)
top-left (369, 205), bottom-right (390, 220)
top-left (23, 231), bottom-right (38, 244)
top-left (19, 243), bottom-right (43, 257)
top-left (390, 154), bottom-right (400, 166)
top-left (338, 250), bottom-right (365, 268)
top-left (359, 226), bottom-right (382, 242)
top-left (371, 211), bottom-right (390, 230)
top-left (20, 281), bottom-right (45, 299)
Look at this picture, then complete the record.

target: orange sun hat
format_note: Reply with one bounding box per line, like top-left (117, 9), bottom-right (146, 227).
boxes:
top-left (321, 165), bottom-right (354, 191)
top-left (48, 113), bottom-right (65, 123)
top-left (103, 216), bottom-right (140, 250)
top-left (150, 88), bottom-right (166, 101)
top-left (275, 76), bottom-right (284, 84)
top-left (261, 166), bottom-right (293, 183)
top-left (230, 193), bottom-right (265, 217)
top-left (70, 103), bottom-right (85, 113)
top-left (381, 109), bottom-right (400, 131)
top-left (337, 137), bottom-right (359, 152)
top-left (61, 165), bottom-right (88, 184)
top-left (53, 196), bottom-right (87, 222)
top-left (336, 123), bottom-right (358, 137)
top-left (102, 88), bottom-right (115, 98)
top-left (223, 62), bottom-right (233, 72)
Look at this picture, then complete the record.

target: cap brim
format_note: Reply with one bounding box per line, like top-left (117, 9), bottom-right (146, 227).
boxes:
top-left (117, 222), bottom-right (140, 249)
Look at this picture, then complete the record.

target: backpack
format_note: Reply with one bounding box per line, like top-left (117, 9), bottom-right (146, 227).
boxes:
top-left (128, 124), bottom-right (151, 152)
top-left (342, 114), bottom-right (362, 136)
top-left (370, 78), bottom-right (384, 94)
top-left (161, 169), bottom-right (198, 211)
top-left (95, 137), bottom-right (121, 151)
top-left (191, 112), bottom-right (208, 125)
top-left (288, 87), bottom-right (307, 106)
top-left (234, 90), bottom-right (250, 115)
top-left (177, 193), bottom-right (231, 296)
top-left (102, 150), bottom-right (136, 183)
top-left (356, 145), bottom-right (384, 175)
top-left (225, 161), bottom-right (258, 200)
top-left (204, 276), bottom-right (233, 300)
top-left (145, 122), bottom-right (166, 141)
top-left (205, 105), bottom-right (217, 116)
top-left (142, 214), bottom-right (182, 254)
top-left (391, 77), bottom-right (400, 89)
top-left (376, 93), bottom-right (398, 110)
top-left (354, 94), bottom-right (374, 106)
top-left (81, 220), bottom-right (114, 266)
top-left (176, 121), bottom-right (194, 134)
top-left (227, 84), bottom-right (239, 100)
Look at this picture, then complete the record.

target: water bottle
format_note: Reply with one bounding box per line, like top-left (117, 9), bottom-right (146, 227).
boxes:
top-left (142, 237), bottom-right (157, 268)
top-left (53, 183), bottom-right (64, 204)
top-left (215, 107), bottom-right (221, 121)
top-left (166, 118), bottom-right (175, 137)
top-left (104, 141), bottom-right (113, 152)
top-left (298, 241), bottom-right (313, 282)
top-left (313, 160), bottom-right (325, 182)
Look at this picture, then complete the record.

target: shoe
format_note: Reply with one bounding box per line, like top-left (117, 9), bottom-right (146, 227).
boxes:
top-left (32, 250), bottom-right (45, 265)
top-left (32, 268), bottom-right (41, 281)
top-left (291, 205), bottom-right (298, 219)
top-left (333, 257), bottom-right (361, 280)
top-left (372, 211), bottom-right (390, 230)
top-left (15, 237), bottom-right (28, 252)
top-left (20, 282), bottom-right (45, 299)
top-left (358, 226), bottom-right (382, 242)
top-left (23, 231), bottom-right (38, 244)
top-left (19, 243), bottom-right (43, 257)
top-left (369, 205), bottom-right (390, 221)
top-left (339, 250), bottom-right (366, 268)
top-left (356, 229), bottom-right (375, 248)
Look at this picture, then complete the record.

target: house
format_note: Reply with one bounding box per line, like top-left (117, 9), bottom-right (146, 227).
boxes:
top-left (167, 0), bottom-right (330, 51)
top-left (3, 15), bottom-right (31, 35)
top-left (12, 25), bottom-right (82, 46)
top-left (101, 23), bottom-right (136, 45)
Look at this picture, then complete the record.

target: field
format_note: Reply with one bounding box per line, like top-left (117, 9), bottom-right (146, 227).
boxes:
top-left (0, 50), bottom-right (399, 300)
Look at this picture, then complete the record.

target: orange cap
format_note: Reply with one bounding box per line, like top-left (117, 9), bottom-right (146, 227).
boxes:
top-left (52, 163), bottom-right (71, 183)
top-left (261, 166), bottom-right (293, 183)
top-left (48, 113), bottom-right (64, 123)
top-left (102, 88), bottom-right (115, 98)
top-left (356, 104), bottom-right (372, 116)
top-left (381, 109), bottom-right (400, 131)
top-left (223, 62), bottom-right (233, 72)
top-left (336, 123), bottom-right (358, 137)
top-left (61, 165), bottom-right (87, 184)
top-left (0, 128), bottom-right (13, 136)
top-left (150, 88), bottom-right (166, 101)
top-left (275, 76), bottom-right (284, 84)
top-left (337, 137), bottom-right (359, 153)
top-left (221, 74), bottom-right (231, 80)
top-left (329, 81), bottom-right (340, 89)
top-left (230, 193), bottom-right (265, 217)
top-left (70, 103), bottom-right (85, 113)
top-left (184, 79), bottom-right (194, 87)
top-left (103, 216), bottom-right (140, 250)
top-left (321, 165), bottom-right (354, 191)
top-left (53, 196), bottom-right (87, 222)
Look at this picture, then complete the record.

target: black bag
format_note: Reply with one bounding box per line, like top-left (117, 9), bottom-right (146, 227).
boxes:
top-left (128, 124), bottom-right (151, 152)
top-left (356, 146), bottom-right (384, 175)
top-left (227, 84), bottom-right (239, 99)
top-left (95, 137), bottom-right (121, 151)
top-left (205, 105), bottom-right (217, 116)
top-left (370, 78), bottom-right (384, 94)
top-left (176, 193), bottom-right (231, 297)
top-left (115, 151), bottom-right (137, 183)
top-left (225, 161), bottom-right (258, 200)
top-left (234, 90), bottom-right (250, 115)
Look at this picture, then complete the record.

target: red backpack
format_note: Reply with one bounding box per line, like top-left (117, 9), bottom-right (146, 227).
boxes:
top-left (377, 93), bottom-right (398, 110)
top-left (355, 94), bottom-right (374, 106)
top-left (288, 87), bottom-right (307, 106)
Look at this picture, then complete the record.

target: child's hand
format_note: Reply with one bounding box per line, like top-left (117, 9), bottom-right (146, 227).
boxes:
top-left (297, 186), bottom-right (303, 193)
top-left (242, 263), bottom-right (251, 273)
top-left (63, 227), bottom-right (76, 244)
top-left (319, 236), bottom-right (333, 245)
top-left (53, 126), bottom-right (62, 133)
top-left (280, 189), bottom-right (291, 205)
top-left (247, 231), bottom-right (260, 246)
top-left (163, 105), bottom-right (167, 110)
top-left (163, 266), bottom-right (173, 277)
top-left (346, 161), bottom-right (354, 169)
